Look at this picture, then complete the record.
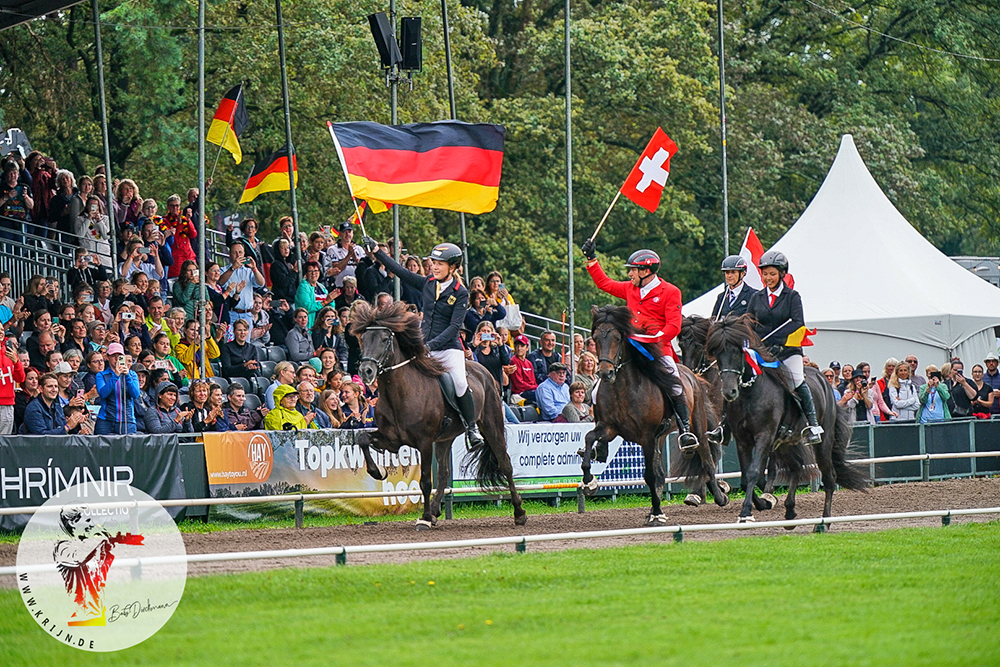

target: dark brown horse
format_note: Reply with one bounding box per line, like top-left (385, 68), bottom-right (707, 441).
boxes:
top-left (352, 301), bottom-right (526, 529)
top-left (579, 305), bottom-right (725, 525)
top-left (705, 315), bottom-right (869, 524)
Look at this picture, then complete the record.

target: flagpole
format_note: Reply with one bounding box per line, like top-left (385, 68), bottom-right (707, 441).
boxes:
top-left (587, 190), bottom-right (621, 244)
top-left (276, 0), bottom-right (302, 281)
top-left (326, 122), bottom-right (369, 240)
top-left (440, 0), bottom-right (469, 283)
top-left (208, 84), bottom-right (243, 183)
top-left (717, 0), bottom-right (730, 255)
top-left (197, 0), bottom-right (207, 380)
top-left (565, 0), bottom-right (575, 364)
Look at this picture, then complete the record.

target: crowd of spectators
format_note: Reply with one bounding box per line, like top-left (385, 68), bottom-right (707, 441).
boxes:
top-left (813, 353), bottom-right (1000, 424)
top-left (0, 154), bottom-right (596, 436)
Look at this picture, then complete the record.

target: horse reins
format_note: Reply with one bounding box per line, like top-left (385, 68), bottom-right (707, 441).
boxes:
top-left (720, 354), bottom-right (757, 390)
top-left (596, 330), bottom-right (630, 381)
top-left (359, 326), bottom-right (412, 376)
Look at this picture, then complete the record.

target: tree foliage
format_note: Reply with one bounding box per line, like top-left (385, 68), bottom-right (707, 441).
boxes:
top-left (1, 0), bottom-right (998, 320)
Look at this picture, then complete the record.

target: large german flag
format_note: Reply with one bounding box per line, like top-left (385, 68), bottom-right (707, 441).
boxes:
top-left (207, 84), bottom-right (249, 164)
top-left (328, 121), bottom-right (505, 214)
top-left (239, 146), bottom-right (298, 204)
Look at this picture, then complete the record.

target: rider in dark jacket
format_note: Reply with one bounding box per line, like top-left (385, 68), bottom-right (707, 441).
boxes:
top-left (712, 255), bottom-right (759, 319)
top-left (745, 250), bottom-right (823, 445)
top-left (366, 238), bottom-right (484, 448)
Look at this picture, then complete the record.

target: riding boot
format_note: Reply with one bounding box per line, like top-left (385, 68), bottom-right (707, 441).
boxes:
top-left (668, 392), bottom-right (699, 451)
top-left (794, 382), bottom-right (824, 445)
top-left (456, 391), bottom-right (485, 450)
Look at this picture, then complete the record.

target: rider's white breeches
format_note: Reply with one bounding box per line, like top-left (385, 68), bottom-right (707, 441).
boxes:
top-left (782, 353), bottom-right (805, 386)
top-left (430, 349), bottom-right (469, 396)
top-left (657, 356), bottom-right (684, 396)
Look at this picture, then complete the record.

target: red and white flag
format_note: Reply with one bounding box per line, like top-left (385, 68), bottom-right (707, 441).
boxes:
top-left (620, 128), bottom-right (678, 213)
top-left (738, 227), bottom-right (765, 291)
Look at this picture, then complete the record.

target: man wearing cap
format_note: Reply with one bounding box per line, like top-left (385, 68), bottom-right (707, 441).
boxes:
top-left (94, 342), bottom-right (141, 434)
top-left (508, 334), bottom-right (538, 404)
top-left (828, 361), bottom-right (842, 387)
top-left (712, 255), bottom-right (758, 318)
top-left (144, 381), bottom-right (194, 433)
top-left (536, 362), bottom-right (571, 421)
top-left (324, 222), bottom-right (366, 288)
top-left (580, 239), bottom-right (696, 447)
top-left (983, 352), bottom-right (1000, 415)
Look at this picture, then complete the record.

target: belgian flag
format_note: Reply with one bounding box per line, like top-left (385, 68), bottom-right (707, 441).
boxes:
top-left (328, 120), bottom-right (505, 215)
top-left (207, 84), bottom-right (249, 164)
top-left (239, 146), bottom-right (298, 204)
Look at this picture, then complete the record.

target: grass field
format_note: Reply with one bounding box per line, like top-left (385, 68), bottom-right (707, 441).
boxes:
top-left (2, 522), bottom-right (997, 666)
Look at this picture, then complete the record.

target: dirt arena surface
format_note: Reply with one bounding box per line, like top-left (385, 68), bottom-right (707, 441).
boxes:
top-left (2, 477), bottom-right (998, 580)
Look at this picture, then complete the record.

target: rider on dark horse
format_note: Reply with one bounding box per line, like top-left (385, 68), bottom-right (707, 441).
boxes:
top-left (745, 250), bottom-right (824, 445)
top-left (581, 239), bottom-right (698, 449)
top-left (712, 255), bottom-right (759, 318)
top-left (363, 237), bottom-right (485, 448)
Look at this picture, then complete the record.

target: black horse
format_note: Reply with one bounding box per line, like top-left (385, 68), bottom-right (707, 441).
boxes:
top-left (352, 301), bottom-right (526, 529)
top-left (580, 305), bottom-right (725, 525)
top-left (705, 315), bottom-right (869, 524)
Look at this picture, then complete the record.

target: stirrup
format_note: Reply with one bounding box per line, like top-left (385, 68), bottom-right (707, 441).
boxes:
top-left (706, 425), bottom-right (725, 444)
top-left (678, 431), bottom-right (699, 451)
top-left (801, 425), bottom-right (824, 445)
top-left (466, 425), bottom-right (485, 450)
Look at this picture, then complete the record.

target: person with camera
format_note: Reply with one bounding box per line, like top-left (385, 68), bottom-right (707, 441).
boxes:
top-left (918, 366), bottom-right (951, 423)
top-left (112, 303), bottom-right (152, 351)
top-left (471, 321), bottom-right (510, 388)
top-left (68, 247), bottom-right (111, 290)
top-left (94, 343), bottom-right (142, 434)
top-left (119, 239), bottom-right (164, 282)
top-left (464, 288), bottom-right (506, 347)
top-left (946, 360), bottom-right (977, 418)
top-left (220, 242), bottom-right (265, 329)
top-left (22, 374), bottom-right (88, 435)
top-left (140, 219), bottom-right (173, 292)
top-left (0, 161), bottom-right (34, 250)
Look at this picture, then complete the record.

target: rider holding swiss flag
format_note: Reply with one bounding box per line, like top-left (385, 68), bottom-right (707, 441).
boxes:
top-left (580, 240), bottom-right (697, 449)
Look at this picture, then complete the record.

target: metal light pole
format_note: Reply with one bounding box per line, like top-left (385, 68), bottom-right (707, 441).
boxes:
top-left (197, 0), bottom-right (207, 379)
top-left (390, 0), bottom-right (401, 300)
top-left (440, 0), bottom-right (468, 281)
top-left (91, 0), bottom-right (116, 263)
top-left (276, 0), bottom-right (302, 281)
top-left (565, 0), bottom-right (575, 360)
top-left (718, 0), bottom-right (730, 255)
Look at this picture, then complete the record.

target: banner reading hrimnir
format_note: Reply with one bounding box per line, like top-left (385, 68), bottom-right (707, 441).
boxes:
top-left (0, 434), bottom-right (187, 532)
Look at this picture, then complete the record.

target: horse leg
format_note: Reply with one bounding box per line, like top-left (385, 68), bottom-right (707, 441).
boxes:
top-left (697, 441), bottom-right (728, 507)
top-left (415, 455), bottom-right (435, 531)
top-left (738, 434), bottom-right (770, 522)
top-left (821, 467), bottom-right (836, 519)
top-left (755, 453), bottom-right (778, 511)
top-left (783, 470), bottom-right (800, 527)
top-left (428, 443), bottom-right (452, 524)
top-left (580, 423), bottom-right (612, 496)
top-left (358, 432), bottom-right (388, 480)
top-left (644, 440), bottom-right (668, 525)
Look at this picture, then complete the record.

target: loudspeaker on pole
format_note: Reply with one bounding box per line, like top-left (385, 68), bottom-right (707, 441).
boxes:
top-left (401, 17), bottom-right (422, 72)
top-left (368, 12), bottom-right (401, 68)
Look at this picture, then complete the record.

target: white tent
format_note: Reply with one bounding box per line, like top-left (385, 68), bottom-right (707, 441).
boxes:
top-left (684, 134), bottom-right (1000, 369)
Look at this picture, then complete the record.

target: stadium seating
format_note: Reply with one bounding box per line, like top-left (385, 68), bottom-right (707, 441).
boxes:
top-left (243, 393), bottom-right (262, 411)
top-left (227, 377), bottom-right (251, 393)
top-left (259, 360), bottom-right (276, 379)
top-left (210, 377), bottom-right (229, 393)
top-left (266, 346), bottom-right (286, 363)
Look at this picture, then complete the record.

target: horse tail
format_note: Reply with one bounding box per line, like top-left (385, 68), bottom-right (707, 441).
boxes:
top-left (466, 372), bottom-right (509, 493)
top-left (831, 407), bottom-right (871, 491)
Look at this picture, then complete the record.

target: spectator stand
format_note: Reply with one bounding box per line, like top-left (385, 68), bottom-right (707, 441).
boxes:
top-left (0, 214), bottom-right (77, 298)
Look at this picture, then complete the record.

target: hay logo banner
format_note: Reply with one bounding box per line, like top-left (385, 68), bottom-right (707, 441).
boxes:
top-left (16, 484), bottom-right (187, 652)
top-left (203, 430), bottom-right (422, 516)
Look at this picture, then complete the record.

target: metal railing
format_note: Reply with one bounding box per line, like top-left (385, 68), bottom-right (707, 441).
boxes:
top-left (0, 215), bottom-right (78, 297)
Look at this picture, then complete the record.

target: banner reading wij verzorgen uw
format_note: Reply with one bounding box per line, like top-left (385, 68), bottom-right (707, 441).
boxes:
top-left (202, 429), bottom-right (424, 516)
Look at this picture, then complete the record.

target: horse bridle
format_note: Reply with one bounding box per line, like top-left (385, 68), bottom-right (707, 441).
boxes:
top-left (359, 326), bottom-right (411, 377)
top-left (719, 351), bottom-right (757, 390)
top-left (596, 329), bottom-right (629, 380)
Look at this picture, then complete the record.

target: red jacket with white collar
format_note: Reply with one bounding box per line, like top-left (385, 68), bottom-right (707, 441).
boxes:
top-left (587, 260), bottom-right (682, 361)
top-left (0, 349), bottom-right (26, 406)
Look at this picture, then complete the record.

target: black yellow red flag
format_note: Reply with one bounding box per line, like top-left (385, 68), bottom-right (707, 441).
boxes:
top-left (239, 146), bottom-right (297, 204)
top-left (207, 84), bottom-right (249, 164)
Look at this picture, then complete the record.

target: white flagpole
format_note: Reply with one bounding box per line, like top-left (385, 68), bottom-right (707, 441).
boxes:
top-left (327, 121), bottom-right (368, 239)
top-left (587, 190), bottom-right (622, 244)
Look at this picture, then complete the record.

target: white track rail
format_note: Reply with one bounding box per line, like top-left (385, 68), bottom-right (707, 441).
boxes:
top-left (2, 506), bottom-right (998, 576)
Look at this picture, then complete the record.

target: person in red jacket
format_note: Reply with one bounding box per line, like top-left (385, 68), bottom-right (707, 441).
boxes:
top-left (0, 336), bottom-right (27, 434)
top-left (581, 240), bottom-right (696, 448)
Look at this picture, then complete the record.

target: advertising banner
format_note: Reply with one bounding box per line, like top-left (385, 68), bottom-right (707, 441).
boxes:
top-left (202, 429), bottom-right (423, 517)
top-left (450, 423), bottom-right (644, 490)
top-left (0, 434), bottom-right (186, 532)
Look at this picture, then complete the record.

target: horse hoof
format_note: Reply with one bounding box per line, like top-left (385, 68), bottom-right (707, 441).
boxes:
top-left (715, 493), bottom-right (729, 508)
top-left (737, 515), bottom-right (755, 524)
top-left (414, 519), bottom-right (433, 531)
top-left (645, 513), bottom-right (668, 526)
top-left (684, 494), bottom-right (702, 507)
top-left (514, 513), bottom-right (527, 526)
top-left (367, 465), bottom-right (388, 481)
top-left (760, 493), bottom-right (777, 510)
top-left (717, 480), bottom-right (732, 494)
top-left (579, 478), bottom-right (599, 496)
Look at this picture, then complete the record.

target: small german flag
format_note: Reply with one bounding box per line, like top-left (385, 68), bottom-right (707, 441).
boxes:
top-left (239, 146), bottom-right (297, 204)
top-left (207, 84), bottom-right (249, 164)
top-left (328, 120), bottom-right (505, 215)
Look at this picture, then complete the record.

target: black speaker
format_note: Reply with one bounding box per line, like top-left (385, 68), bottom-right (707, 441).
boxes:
top-left (400, 17), bottom-right (422, 71)
top-left (368, 12), bottom-right (401, 68)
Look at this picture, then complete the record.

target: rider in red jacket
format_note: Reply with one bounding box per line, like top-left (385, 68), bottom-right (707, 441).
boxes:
top-left (0, 337), bottom-right (26, 434)
top-left (582, 240), bottom-right (696, 448)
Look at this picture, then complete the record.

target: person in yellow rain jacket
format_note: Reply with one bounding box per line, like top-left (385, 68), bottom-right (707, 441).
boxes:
top-left (173, 318), bottom-right (222, 380)
top-left (264, 384), bottom-right (315, 431)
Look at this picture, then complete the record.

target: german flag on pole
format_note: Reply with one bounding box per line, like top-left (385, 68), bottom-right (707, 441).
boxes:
top-left (207, 84), bottom-right (249, 164)
top-left (328, 120), bottom-right (505, 214)
top-left (239, 146), bottom-right (297, 204)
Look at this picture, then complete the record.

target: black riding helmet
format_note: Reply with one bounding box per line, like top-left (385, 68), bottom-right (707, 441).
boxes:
top-left (625, 249), bottom-right (660, 273)
top-left (758, 250), bottom-right (789, 274)
top-left (720, 254), bottom-right (747, 272)
top-left (429, 242), bottom-right (463, 267)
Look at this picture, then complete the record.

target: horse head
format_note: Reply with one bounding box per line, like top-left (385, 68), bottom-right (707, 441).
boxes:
top-left (591, 305), bottom-right (633, 384)
top-left (352, 301), bottom-right (404, 384)
top-left (706, 315), bottom-right (759, 403)
top-left (679, 315), bottom-right (711, 371)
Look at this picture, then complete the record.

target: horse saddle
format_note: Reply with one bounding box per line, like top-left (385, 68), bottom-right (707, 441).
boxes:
top-left (437, 373), bottom-right (461, 415)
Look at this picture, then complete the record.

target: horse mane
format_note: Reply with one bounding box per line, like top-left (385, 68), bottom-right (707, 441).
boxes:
top-left (591, 305), bottom-right (675, 388)
top-left (350, 301), bottom-right (445, 377)
top-left (705, 314), bottom-right (784, 383)
top-left (679, 315), bottom-right (712, 345)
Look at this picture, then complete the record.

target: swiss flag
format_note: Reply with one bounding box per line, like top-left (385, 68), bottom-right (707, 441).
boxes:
top-left (620, 128), bottom-right (678, 213)
top-left (738, 227), bottom-right (765, 290)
